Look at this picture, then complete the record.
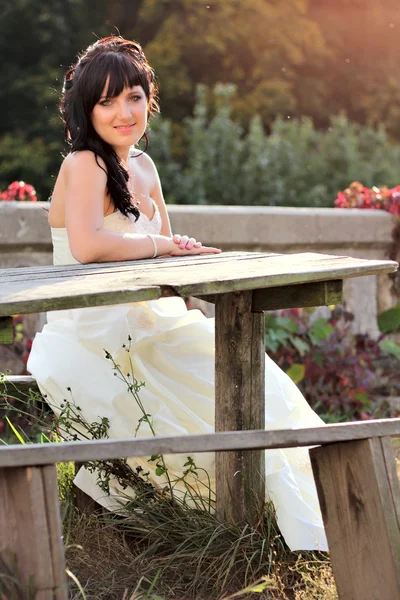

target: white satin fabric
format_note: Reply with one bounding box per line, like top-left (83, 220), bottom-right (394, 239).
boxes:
top-left (28, 202), bottom-right (328, 552)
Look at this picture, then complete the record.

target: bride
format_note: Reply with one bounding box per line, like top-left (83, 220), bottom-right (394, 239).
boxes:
top-left (27, 36), bottom-right (328, 552)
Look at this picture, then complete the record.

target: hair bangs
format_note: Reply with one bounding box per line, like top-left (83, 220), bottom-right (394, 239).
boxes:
top-left (84, 52), bottom-right (148, 113)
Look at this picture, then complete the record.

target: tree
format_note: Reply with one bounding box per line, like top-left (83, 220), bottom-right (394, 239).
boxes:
top-left (0, 0), bottom-right (116, 198)
top-left (132, 0), bottom-right (328, 124)
top-left (306, 0), bottom-right (400, 136)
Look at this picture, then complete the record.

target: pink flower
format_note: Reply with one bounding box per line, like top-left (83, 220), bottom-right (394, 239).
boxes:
top-left (0, 180), bottom-right (37, 202)
top-left (335, 181), bottom-right (400, 220)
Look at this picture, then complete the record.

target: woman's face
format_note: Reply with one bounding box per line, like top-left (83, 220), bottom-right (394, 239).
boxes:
top-left (91, 82), bottom-right (148, 151)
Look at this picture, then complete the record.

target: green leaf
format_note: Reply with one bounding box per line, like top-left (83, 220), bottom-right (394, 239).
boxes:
top-left (380, 340), bottom-right (400, 361)
top-left (309, 319), bottom-right (334, 343)
top-left (155, 466), bottom-right (165, 476)
top-left (290, 337), bottom-right (310, 356)
top-left (286, 363), bottom-right (305, 384)
top-left (264, 334), bottom-right (278, 353)
top-left (5, 417), bottom-right (26, 444)
top-left (354, 392), bottom-right (370, 406)
top-left (275, 316), bottom-right (299, 333)
top-left (250, 580), bottom-right (272, 592)
top-left (273, 329), bottom-right (291, 344)
top-left (264, 313), bottom-right (278, 329)
top-left (265, 327), bottom-right (291, 351)
top-left (378, 305), bottom-right (400, 334)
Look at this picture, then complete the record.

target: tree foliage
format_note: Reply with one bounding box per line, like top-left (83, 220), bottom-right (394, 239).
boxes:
top-left (2, 0), bottom-right (400, 202)
top-left (135, 0), bottom-right (328, 124)
top-left (306, 0), bottom-right (400, 133)
top-left (147, 84), bottom-right (400, 207)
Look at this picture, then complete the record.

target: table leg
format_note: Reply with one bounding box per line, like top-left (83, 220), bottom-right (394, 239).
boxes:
top-left (215, 291), bottom-right (265, 524)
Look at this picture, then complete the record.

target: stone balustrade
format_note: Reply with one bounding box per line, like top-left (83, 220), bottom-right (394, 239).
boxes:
top-left (0, 201), bottom-right (397, 338)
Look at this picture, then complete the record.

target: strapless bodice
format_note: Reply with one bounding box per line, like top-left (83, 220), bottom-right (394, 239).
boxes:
top-left (51, 201), bottom-right (162, 265)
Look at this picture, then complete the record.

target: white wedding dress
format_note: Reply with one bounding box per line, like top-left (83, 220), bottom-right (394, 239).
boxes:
top-left (28, 201), bottom-right (328, 552)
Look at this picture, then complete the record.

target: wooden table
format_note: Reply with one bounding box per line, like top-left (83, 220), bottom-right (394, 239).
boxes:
top-left (1, 250), bottom-right (400, 599)
top-left (0, 250), bottom-right (397, 523)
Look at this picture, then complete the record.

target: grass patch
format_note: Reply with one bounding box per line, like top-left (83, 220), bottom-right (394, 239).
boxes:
top-left (64, 486), bottom-right (335, 600)
top-left (1, 368), bottom-right (338, 599)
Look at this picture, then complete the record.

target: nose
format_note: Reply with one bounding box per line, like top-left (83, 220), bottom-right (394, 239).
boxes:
top-left (116, 99), bottom-right (132, 121)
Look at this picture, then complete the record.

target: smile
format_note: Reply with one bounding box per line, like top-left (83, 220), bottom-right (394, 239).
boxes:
top-left (114, 124), bottom-right (135, 132)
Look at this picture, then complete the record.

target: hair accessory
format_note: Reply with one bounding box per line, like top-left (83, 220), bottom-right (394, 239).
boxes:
top-left (147, 234), bottom-right (158, 258)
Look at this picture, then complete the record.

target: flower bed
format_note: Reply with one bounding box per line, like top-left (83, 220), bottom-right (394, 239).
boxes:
top-left (266, 307), bottom-right (400, 423)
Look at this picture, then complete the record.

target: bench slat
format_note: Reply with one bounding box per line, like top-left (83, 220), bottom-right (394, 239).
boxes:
top-left (1, 419), bottom-right (400, 468)
top-left (0, 375), bottom-right (40, 399)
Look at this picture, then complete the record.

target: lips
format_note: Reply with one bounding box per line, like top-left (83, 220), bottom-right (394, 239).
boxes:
top-left (114, 124), bottom-right (135, 133)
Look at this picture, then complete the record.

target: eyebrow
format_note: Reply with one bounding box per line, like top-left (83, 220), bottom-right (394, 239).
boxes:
top-left (99, 88), bottom-right (143, 100)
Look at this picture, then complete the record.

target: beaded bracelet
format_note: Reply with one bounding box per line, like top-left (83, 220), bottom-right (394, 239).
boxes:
top-left (147, 234), bottom-right (158, 258)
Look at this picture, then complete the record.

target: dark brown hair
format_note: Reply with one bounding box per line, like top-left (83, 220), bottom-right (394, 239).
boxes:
top-left (61, 36), bottom-right (159, 219)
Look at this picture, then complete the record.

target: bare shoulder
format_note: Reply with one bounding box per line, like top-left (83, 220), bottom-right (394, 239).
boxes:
top-left (132, 149), bottom-right (157, 172)
top-left (63, 151), bottom-right (107, 180)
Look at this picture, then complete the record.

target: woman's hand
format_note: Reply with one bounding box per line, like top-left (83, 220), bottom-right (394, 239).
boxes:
top-left (163, 234), bottom-right (221, 256)
top-left (172, 233), bottom-right (203, 251)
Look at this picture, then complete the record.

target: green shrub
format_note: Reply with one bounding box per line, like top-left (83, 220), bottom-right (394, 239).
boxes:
top-left (265, 306), bottom-right (400, 423)
top-left (148, 84), bottom-right (400, 207)
top-left (3, 82), bottom-right (400, 207)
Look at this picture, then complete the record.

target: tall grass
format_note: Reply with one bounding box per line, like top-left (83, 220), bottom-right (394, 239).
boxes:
top-left (0, 366), bottom-right (336, 599)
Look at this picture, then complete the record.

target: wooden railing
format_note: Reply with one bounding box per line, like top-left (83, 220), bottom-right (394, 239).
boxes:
top-left (1, 418), bottom-right (400, 599)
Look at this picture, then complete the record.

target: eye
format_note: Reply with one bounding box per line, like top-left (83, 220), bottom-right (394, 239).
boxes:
top-left (99, 99), bottom-right (112, 106)
top-left (130, 95), bottom-right (142, 102)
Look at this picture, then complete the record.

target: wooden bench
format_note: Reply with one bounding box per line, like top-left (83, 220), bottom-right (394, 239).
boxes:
top-left (1, 420), bottom-right (400, 599)
top-left (0, 250), bottom-right (399, 599)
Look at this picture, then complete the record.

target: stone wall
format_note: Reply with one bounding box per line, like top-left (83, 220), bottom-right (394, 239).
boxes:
top-left (0, 202), bottom-right (398, 339)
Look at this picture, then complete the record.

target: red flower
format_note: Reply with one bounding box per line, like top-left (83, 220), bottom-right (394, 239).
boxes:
top-left (0, 180), bottom-right (37, 202)
top-left (335, 181), bottom-right (400, 220)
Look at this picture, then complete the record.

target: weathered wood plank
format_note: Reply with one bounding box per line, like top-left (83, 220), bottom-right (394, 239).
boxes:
top-left (0, 375), bottom-right (40, 399)
top-left (381, 436), bottom-right (400, 535)
top-left (0, 252), bottom-right (396, 317)
top-left (0, 252), bottom-right (396, 287)
top-left (0, 283), bottom-right (162, 316)
top-left (177, 253), bottom-right (397, 297)
top-left (252, 279), bottom-right (343, 311)
top-left (215, 291), bottom-right (265, 524)
top-left (0, 316), bottom-right (13, 344)
top-left (2, 418), bottom-right (399, 471)
top-left (0, 251), bottom-right (272, 281)
top-left (0, 465), bottom-right (67, 599)
top-left (310, 437), bottom-right (400, 600)
top-left (41, 465), bottom-right (68, 599)
top-left (197, 280), bottom-right (344, 310)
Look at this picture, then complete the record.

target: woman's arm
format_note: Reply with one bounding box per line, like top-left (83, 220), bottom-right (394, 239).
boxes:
top-left (63, 151), bottom-right (220, 263)
top-left (64, 151), bottom-right (165, 263)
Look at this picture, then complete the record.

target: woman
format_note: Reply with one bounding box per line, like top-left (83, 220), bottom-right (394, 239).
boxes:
top-left (28, 36), bottom-right (328, 552)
